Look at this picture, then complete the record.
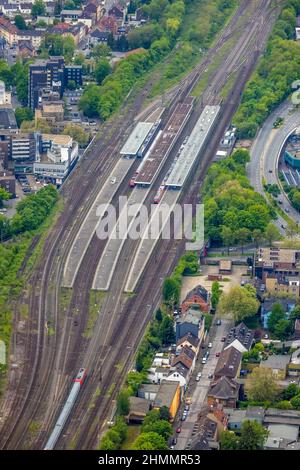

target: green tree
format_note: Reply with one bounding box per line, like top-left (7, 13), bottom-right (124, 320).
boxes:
top-left (221, 225), bottom-right (234, 254)
top-left (246, 367), bottom-right (279, 402)
top-left (290, 394), bottom-right (300, 410)
top-left (162, 277), bottom-right (180, 308)
top-left (14, 15), bottom-right (27, 30)
top-left (155, 308), bottom-right (162, 322)
top-left (31, 0), bottom-right (46, 17)
top-left (117, 388), bottom-right (130, 416)
top-left (239, 420), bottom-right (269, 450)
top-left (131, 432), bottom-right (168, 450)
top-left (236, 227), bottom-right (250, 254)
top-left (15, 107), bottom-right (33, 128)
top-left (281, 383), bottom-right (300, 400)
top-left (159, 314), bottom-right (175, 345)
top-left (92, 43), bottom-right (111, 60)
top-left (286, 220), bottom-right (299, 239)
top-left (277, 400), bottom-right (293, 410)
top-left (220, 430), bottom-right (240, 450)
top-left (0, 187), bottom-right (10, 207)
top-left (63, 36), bottom-right (75, 63)
top-left (159, 406), bottom-right (170, 421)
top-left (268, 303), bottom-right (285, 333)
top-left (211, 281), bottom-right (222, 310)
top-left (142, 419), bottom-right (172, 440)
top-left (265, 223), bottom-right (281, 247)
top-left (217, 286), bottom-right (259, 322)
top-left (95, 58), bottom-right (112, 85)
top-left (63, 123), bottom-right (89, 147)
top-left (274, 319), bottom-right (293, 340)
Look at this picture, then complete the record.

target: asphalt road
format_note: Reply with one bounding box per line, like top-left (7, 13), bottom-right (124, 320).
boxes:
top-left (174, 318), bottom-right (232, 450)
top-left (248, 100), bottom-right (300, 230)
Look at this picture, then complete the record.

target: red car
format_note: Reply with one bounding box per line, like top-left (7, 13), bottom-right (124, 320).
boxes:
top-left (176, 427), bottom-right (181, 433)
top-left (216, 352), bottom-right (220, 357)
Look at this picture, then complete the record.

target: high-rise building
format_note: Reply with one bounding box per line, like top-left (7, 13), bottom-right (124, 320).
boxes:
top-left (28, 57), bottom-right (83, 110)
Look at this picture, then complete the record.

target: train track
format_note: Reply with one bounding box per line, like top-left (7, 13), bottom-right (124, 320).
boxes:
top-left (0, 0), bottom-right (282, 449)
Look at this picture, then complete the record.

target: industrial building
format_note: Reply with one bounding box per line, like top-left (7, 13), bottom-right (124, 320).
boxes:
top-left (165, 105), bottom-right (220, 189)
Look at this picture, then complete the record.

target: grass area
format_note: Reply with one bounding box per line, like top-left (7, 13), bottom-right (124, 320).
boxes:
top-left (59, 287), bottom-right (73, 313)
top-left (149, 0), bottom-right (238, 98)
top-left (121, 425), bottom-right (141, 450)
top-left (0, 195), bottom-right (63, 394)
top-left (82, 290), bottom-right (106, 339)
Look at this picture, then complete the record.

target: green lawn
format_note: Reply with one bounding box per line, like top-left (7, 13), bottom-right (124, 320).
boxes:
top-left (121, 425), bottom-right (141, 450)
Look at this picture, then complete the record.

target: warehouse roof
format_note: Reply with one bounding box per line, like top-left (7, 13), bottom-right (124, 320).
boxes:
top-left (120, 121), bottom-right (154, 156)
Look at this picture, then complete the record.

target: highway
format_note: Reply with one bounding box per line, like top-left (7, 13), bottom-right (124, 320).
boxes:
top-left (248, 100), bottom-right (300, 229)
top-left (0, 0), bottom-right (282, 450)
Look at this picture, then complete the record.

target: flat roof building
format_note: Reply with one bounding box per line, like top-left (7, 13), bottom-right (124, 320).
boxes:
top-left (165, 105), bottom-right (220, 189)
top-left (120, 121), bottom-right (154, 157)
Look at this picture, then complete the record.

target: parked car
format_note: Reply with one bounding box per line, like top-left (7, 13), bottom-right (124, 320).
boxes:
top-left (208, 342), bottom-right (212, 348)
top-left (172, 438), bottom-right (177, 446)
top-left (201, 358), bottom-right (207, 364)
top-left (176, 427), bottom-right (181, 433)
top-left (216, 319), bottom-right (221, 325)
top-left (221, 337), bottom-right (226, 342)
top-left (208, 373), bottom-right (213, 379)
top-left (181, 415), bottom-right (186, 421)
top-left (216, 352), bottom-right (220, 357)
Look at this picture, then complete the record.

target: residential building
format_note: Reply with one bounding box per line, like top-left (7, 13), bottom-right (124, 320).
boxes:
top-left (165, 364), bottom-right (189, 391)
top-left (0, 81), bottom-right (10, 105)
top-left (0, 170), bottom-right (15, 196)
top-left (181, 285), bottom-right (210, 314)
top-left (28, 58), bottom-right (82, 110)
top-left (172, 345), bottom-right (195, 370)
top-left (265, 274), bottom-right (300, 297)
top-left (176, 332), bottom-right (200, 356)
top-left (214, 346), bottom-right (242, 380)
top-left (61, 9), bottom-right (83, 21)
top-left (153, 380), bottom-right (181, 421)
top-left (189, 405), bottom-right (228, 451)
top-left (35, 101), bottom-right (64, 124)
top-left (83, 1), bottom-right (101, 21)
top-left (260, 356), bottom-right (291, 380)
top-left (108, 3), bottom-right (125, 21)
top-left (207, 376), bottom-right (240, 409)
top-left (223, 322), bottom-right (255, 352)
top-left (175, 308), bottom-right (205, 342)
top-left (147, 366), bottom-right (170, 385)
top-left (0, 15), bottom-right (18, 46)
top-left (255, 247), bottom-right (300, 280)
top-left (99, 15), bottom-right (118, 35)
top-left (17, 29), bottom-right (43, 49)
top-left (90, 28), bottom-right (110, 44)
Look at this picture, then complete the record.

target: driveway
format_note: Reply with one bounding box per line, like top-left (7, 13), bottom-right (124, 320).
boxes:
top-left (174, 317), bottom-right (233, 450)
top-left (248, 100), bottom-right (300, 230)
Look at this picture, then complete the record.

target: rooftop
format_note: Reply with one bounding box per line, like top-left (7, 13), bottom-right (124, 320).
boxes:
top-left (120, 121), bottom-right (154, 156)
top-left (182, 285), bottom-right (209, 304)
top-left (153, 380), bottom-right (179, 409)
top-left (224, 322), bottom-right (254, 351)
top-left (214, 346), bottom-right (242, 379)
top-left (165, 105), bottom-right (220, 188)
top-left (208, 376), bottom-right (240, 400)
top-left (42, 134), bottom-right (72, 146)
top-left (135, 97), bottom-right (194, 185)
top-left (260, 354), bottom-right (291, 370)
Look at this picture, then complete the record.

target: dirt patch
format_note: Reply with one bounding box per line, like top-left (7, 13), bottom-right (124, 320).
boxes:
top-left (181, 264), bottom-right (248, 301)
